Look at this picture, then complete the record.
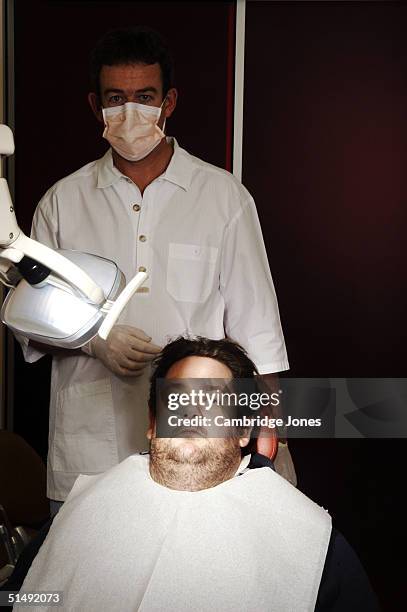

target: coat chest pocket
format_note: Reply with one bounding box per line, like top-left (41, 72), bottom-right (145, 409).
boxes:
top-left (166, 243), bottom-right (218, 303)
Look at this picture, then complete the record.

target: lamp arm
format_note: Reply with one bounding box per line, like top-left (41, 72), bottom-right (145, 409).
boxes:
top-left (5, 235), bottom-right (105, 305)
top-left (98, 271), bottom-right (148, 339)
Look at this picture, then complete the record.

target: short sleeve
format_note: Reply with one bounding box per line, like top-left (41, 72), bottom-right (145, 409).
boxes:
top-left (31, 188), bottom-right (60, 248)
top-left (220, 193), bottom-right (289, 374)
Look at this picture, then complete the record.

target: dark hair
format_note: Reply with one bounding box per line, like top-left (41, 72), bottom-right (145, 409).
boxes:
top-left (89, 26), bottom-right (174, 98)
top-left (148, 336), bottom-right (258, 415)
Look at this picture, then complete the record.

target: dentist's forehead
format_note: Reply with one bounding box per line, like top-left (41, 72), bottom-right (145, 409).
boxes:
top-left (166, 356), bottom-right (232, 379)
top-left (100, 63), bottom-right (163, 96)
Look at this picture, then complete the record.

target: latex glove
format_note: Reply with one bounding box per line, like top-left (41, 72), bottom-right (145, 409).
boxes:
top-left (273, 442), bottom-right (297, 487)
top-left (82, 325), bottom-right (161, 377)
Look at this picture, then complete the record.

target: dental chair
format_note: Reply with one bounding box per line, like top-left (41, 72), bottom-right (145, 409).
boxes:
top-left (0, 430), bottom-right (50, 586)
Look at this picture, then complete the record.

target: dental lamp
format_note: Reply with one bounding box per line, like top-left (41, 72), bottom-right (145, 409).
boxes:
top-left (0, 124), bottom-right (147, 348)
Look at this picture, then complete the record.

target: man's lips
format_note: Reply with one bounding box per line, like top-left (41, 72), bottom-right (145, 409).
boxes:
top-left (175, 427), bottom-right (207, 438)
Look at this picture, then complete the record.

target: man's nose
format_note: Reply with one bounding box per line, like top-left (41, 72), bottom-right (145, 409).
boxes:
top-left (182, 395), bottom-right (206, 418)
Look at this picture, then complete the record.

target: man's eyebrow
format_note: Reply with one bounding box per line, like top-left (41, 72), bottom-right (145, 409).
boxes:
top-left (135, 87), bottom-right (159, 94)
top-left (162, 380), bottom-right (187, 390)
top-left (103, 86), bottom-right (159, 95)
top-left (162, 381), bottom-right (229, 391)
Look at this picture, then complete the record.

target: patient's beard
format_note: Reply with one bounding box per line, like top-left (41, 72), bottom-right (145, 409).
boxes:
top-left (149, 437), bottom-right (242, 491)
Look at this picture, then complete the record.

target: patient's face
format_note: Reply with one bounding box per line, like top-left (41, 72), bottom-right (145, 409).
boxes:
top-left (148, 356), bottom-right (248, 491)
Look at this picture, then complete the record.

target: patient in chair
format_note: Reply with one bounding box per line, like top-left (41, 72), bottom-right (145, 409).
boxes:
top-left (13, 337), bottom-right (379, 612)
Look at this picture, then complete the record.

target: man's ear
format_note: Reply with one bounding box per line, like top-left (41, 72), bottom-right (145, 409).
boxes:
top-left (146, 407), bottom-right (155, 440)
top-left (162, 88), bottom-right (178, 120)
top-left (238, 428), bottom-right (252, 449)
top-left (88, 92), bottom-right (104, 123)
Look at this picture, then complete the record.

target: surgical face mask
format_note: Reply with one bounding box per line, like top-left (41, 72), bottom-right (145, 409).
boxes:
top-left (102, 101), bottom-right (166, 162)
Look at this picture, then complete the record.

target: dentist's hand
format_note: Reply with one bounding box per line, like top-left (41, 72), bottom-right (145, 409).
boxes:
top-left (82, 325), bottom-right (161, 377)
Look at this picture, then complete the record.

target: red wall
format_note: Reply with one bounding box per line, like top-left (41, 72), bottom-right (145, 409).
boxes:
top-left (244, 0), bottom-right (407, 377)
top-left (243, 2), bottom-right (407, 608)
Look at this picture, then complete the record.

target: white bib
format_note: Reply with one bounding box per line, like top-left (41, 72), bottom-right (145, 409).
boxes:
top-left (17, 455), bottom-right (331, 611)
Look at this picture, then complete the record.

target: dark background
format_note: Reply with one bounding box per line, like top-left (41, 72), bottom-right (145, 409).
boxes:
top-left (5, 1), bottom-right (407, 609)
top-left (243, 2), bottom-right (406, 609)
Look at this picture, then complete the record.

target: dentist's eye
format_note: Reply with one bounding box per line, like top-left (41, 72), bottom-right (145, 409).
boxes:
top-left (108, 95), bottom-right (124, 105)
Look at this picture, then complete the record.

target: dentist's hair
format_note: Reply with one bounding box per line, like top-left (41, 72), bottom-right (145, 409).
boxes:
top-left (90, 26), bottom-right (174, 98)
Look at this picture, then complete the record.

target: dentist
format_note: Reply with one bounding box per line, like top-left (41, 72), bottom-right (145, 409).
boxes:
top-left (18, 26), bottom-right (293, 514)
